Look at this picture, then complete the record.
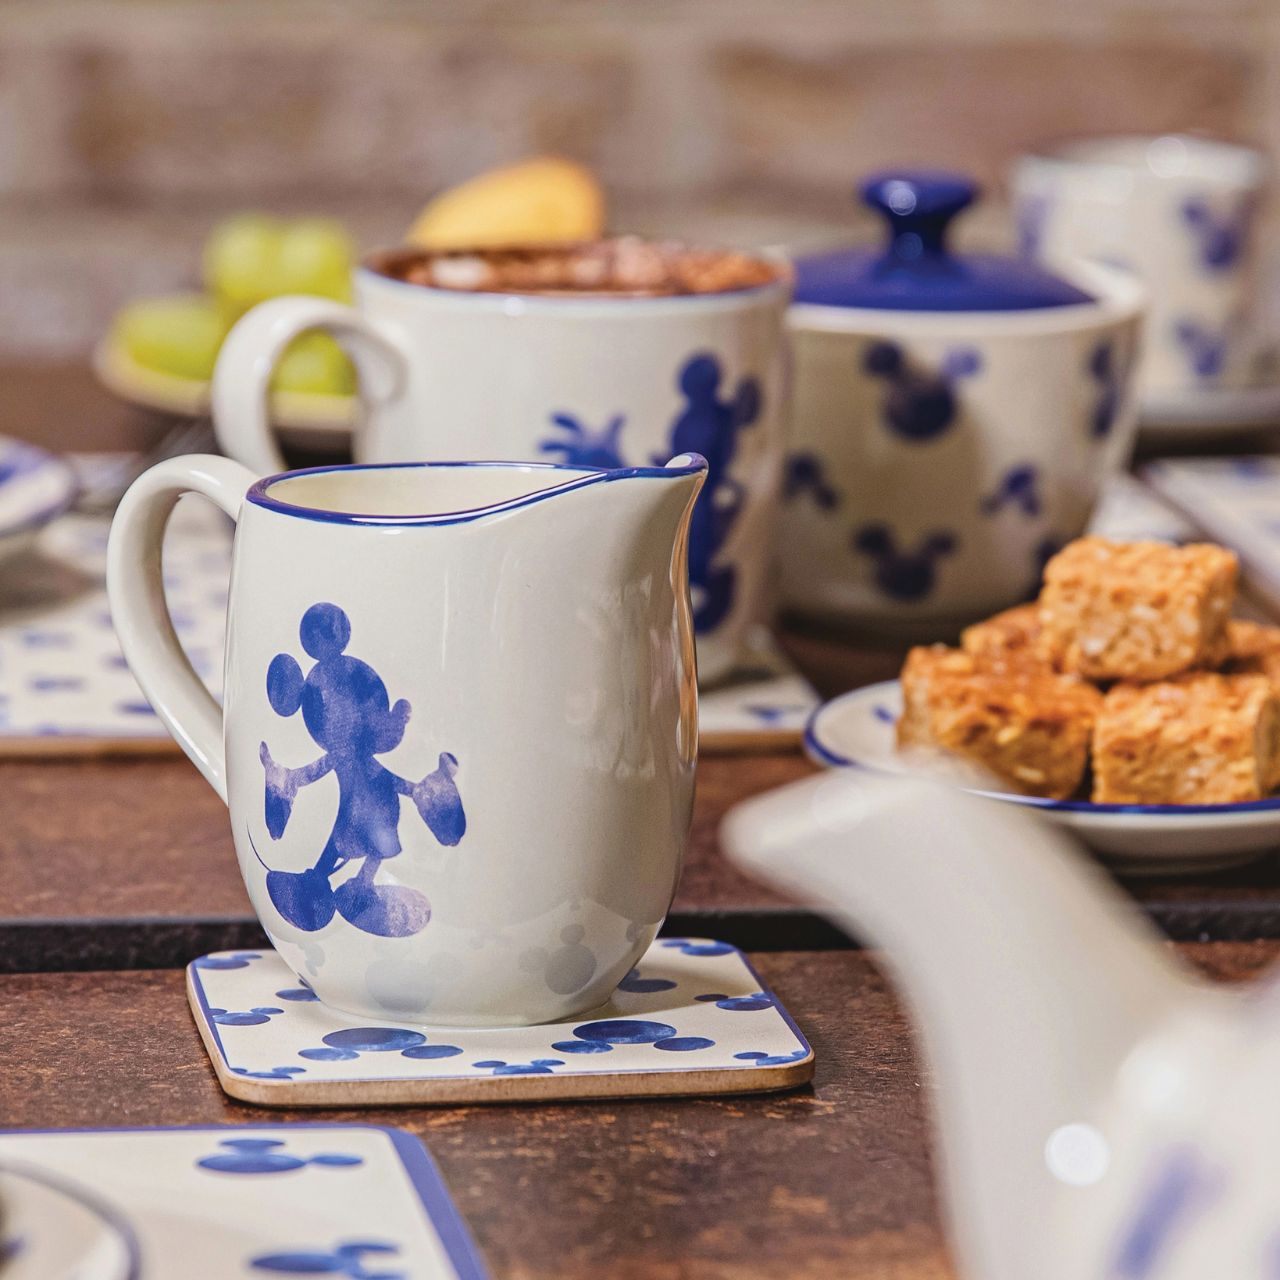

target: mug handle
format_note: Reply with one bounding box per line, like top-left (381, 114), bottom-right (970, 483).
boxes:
top-left (106, 454), bottom-right (258, 803)
top-left (211, 295), bottom-right (411, 474)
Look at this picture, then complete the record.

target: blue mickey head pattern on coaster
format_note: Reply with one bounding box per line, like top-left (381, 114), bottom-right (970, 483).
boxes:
top-left (0, 1125), bottom-right (487, 1279)
top-left (0, 454), bottom-right (231, 745)
top-left (187, 938), bottom-right (814, 1106)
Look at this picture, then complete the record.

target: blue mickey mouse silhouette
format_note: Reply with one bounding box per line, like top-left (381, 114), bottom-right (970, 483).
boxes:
top-left (535, 352), bottom-right (762, 636)
top-left (197, 1138), bottom-right (363, 1175)
top-left (1088, 341), bottom-right (1123, 439)
top-left (1182, 195), bottom-right (1254, 271)
top-left (250, 1238), bottom-right (404, 1277)
top-left (258, 603), bottom-right (466, 939)
top-left (1173, 318), bottom-right (1229, 379)
top-left (852, 524), bottom-right (958, 602)
top-left (661, 353), bottom-right (762, 634)
top-left (863, 342), bottom-right (982, 442)
top-left (783, 452), bottom-right (839, 510)
top-left (980, 464), bottom-right (1040, 517)
top-left (538, 413), bottom-right (627, 468)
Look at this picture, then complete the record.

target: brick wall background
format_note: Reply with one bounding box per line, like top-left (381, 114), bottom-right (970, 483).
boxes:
top-left (1, 0), bottom-right (1275, 357)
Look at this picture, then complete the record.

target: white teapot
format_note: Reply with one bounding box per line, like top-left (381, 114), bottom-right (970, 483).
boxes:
top-left (722, 771), bottom-right (1280, 1280)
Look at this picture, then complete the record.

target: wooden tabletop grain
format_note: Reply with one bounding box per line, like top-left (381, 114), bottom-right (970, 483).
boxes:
top-left (4, 942), bottom-right (1276, 1280)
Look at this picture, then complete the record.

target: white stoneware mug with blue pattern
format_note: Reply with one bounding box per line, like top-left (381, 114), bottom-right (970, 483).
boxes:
top-left (779, 172), bottom-right (1145, 635)
top-left (1013, 135), bottom-right (1266, 406)
top-left (107, 452), bottom-right (706, 1026)
top-left (209, 239), bottom-right (791, 684)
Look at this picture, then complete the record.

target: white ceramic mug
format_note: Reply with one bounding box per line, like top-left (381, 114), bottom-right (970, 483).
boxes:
top-left (1013, 135), bottom-right (1266, 400)
top-left (107, 452), bottom-right (706, 1026)
top-left (779, 260), bottom-right (1145, 633)
top-left (211, 248), bottom-right (791, 683)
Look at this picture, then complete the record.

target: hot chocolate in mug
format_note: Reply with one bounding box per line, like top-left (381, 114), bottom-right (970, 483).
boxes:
top-left (107, 453), bottom-right (706, 1026)
top-left (210, 239), bottom-right (792, 683)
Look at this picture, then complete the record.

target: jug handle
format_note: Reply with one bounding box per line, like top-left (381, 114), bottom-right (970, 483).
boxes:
top-left (211, 296), bottom-right (410, 474)
top-left (106, 454), bottom-right (256, 803)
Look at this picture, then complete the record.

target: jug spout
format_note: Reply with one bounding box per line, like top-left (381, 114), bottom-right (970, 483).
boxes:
top-left (722, 771), bottom-right (1200, 1280)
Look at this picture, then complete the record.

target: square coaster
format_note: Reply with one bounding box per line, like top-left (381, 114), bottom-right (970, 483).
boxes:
top-left (1143, 456), bottom-right (1280, 617)
top-left (699, 627), bottom-right (818, 752)
top-left (0, 454), bottom-right (231, 752)
top-left (0, 1124), bottom-right (486, 1279)
top-left (187, 939), bottom-right (814, 1107)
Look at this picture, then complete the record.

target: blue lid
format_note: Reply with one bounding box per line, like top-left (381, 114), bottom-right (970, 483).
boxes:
top-left (793, 172), bottom-right (1094, 311)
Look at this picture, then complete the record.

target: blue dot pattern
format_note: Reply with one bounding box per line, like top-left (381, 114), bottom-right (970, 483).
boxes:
top-left (249, 1238), bottom-right (404, 1277)
top-left (197, 1138), bottom-right (363, 1176)
top-left (695, 992), bottom-right (774, 1012)
top-left (194, 953), bottom-right (262, 970)
top-left (662, 939), bottom-right (734, 957)
top-left (298, 1027), bottom-right (463, 1064)
top-left (208, 1006), bottom-right (284, 1027)
top-left (616, 970), bottom-right (677, 994)
top-left (193, 938), bottom-right (809, 1085)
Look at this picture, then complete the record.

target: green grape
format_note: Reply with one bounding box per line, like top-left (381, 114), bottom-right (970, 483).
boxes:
top-left (113, 294), bottom-right (228, 381)
top-left (271, 331), bottom-right (355, 396)
top-left (274, 218), bottom-right (355, 302)
top-left (204, 214), bottom-right (285, 316)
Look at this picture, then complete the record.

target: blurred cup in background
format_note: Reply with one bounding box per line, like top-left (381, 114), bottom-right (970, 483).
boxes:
top-left (1013, 135), bottom-right (1267, 403)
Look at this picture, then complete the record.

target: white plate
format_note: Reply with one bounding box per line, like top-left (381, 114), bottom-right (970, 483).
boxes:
top-left (806, 681), bottom-right (1280, 874)
top-left (0, 1161), bottom-right (139, 1280)
top-left (1140, 380), bottom-right (1280, 434)
top-left (0, 437), bottom-right (77, 567)
top-left (92, 336), bottom-right (356, 447)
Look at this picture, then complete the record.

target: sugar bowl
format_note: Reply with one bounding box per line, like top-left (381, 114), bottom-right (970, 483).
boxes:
top-left (778, 172), bottom-right (1145, 635)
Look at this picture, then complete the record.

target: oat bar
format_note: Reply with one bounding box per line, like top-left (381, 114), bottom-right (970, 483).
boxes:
top-left (1038, 538), bottom-right (1237, 681)
top-left (1223, 620), bottom-right (1280, 691)
top-left (1092, 673), bottom-right (1280, 804)
top-left (960, 604), bottom-right (1045, 670)
top-left (897, 645), bottom-right (1101, 800)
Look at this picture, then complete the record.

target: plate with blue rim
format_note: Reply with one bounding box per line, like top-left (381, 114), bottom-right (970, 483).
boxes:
top-left (0, 437), bottom-right (77, 567)
top-left (806, 681), bottom-right (1280, 875)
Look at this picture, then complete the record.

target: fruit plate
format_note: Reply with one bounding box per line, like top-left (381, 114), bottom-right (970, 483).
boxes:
top-left (805, 681), bottom-right (1280, 875)
top-left (93, 334), bottom-right (357, 445)
top-left (0, 437), bottom-right (77, 568)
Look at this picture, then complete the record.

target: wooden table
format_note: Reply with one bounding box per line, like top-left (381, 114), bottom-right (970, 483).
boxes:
top-left (4, 944), bottom-right (1276, 1279)
top-left (4, 361), bottom-right (1280, 1277)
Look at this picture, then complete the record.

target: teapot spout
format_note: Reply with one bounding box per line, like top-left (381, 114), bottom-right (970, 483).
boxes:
top-left (722, 771), bottom-right (1200, 1280)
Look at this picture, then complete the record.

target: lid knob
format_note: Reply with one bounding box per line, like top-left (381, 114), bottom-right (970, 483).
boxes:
top-left (860, 172), bottom-right (976, 266)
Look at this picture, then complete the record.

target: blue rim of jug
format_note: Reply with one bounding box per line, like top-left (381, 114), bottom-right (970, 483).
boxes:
top-left (804, 697), bottom-right (1280, 817)
top-left (247, 456), bottom-right (708, 527)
